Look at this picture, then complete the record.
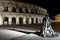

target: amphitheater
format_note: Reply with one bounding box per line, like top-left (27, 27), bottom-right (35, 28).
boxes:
top-left (0, 0), bottom-right (47, 25)
top-left (0, 0), bottom-right (60, 40)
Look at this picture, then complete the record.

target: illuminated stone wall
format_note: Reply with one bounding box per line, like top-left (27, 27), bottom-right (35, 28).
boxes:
top-left (0, 0), bottom-right (47, 25)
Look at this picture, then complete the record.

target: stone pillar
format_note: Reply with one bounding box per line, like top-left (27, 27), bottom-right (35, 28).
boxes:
top-left (9, 17), bottom-right (12, 25)
top-left (23, 17), bottom-right (26, 24)
top-left (16, 17), bottom-right (19, 25)
top-left (29, 18), bottom-right (31, 24)
top-left (38, 17), bottom-right (41, 24)
top-left (0, 6), bottom-right (4, 12)
top-left (33, 18), bottom-right (36, 24)
top-left (8, 7), bottom-right (12, 12)
top-left (22, 8), bottom-right (26, 13)
top-left (16, 9), bottom-right (19, 13)
top-left (37, 10), bottom-right (39, 13)
top-left (28, 8), bottom-right (31, 13)
top-left (0, 15), bottom-right (3, 25)
top-left (41, 16), bottom-right (44, 23)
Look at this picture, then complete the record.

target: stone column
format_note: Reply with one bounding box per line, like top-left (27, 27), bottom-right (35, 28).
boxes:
top-left (38, 17), bottom-right (41, 24)
top-left (9, 17), bottom-right (12, 25)
top-left (28, 18), bottom-right (31, 24)
top-left (33, 18), bottom-right (36, 24)
top-left (16, 9), bottom-right (19, 13)
top-left (22, 8), bottom-right (26, 13)
top-left (41, 17), bottom-right (43, 23)
top-left (28, 8), bottom-right (31, 13)
top-left (0, 6), bottom-right (4, 12)
top-left (16, 17), bottom-right (19, 25)
top-left (23, 17), bottom-right (26, 24)
top-left (0, 15), bottom-right (3, 25)
top-left (8, 7), bottom-right (12, 12)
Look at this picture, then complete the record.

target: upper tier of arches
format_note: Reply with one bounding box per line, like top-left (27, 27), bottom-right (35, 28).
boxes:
top-left (0, 0), bottom-right (47, 15)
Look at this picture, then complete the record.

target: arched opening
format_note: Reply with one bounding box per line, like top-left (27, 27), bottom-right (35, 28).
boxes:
top-left (26, 18), bottom-right (29, 24)
top-left (19, 8), bottom-right (23, 13)
top-left (4, 6), bottom-right (8, 12)
top-left (12, 7), bottom-right (16, 12)
top-left (35, 9), bottom-right (38, 14)
top-left (3, 17), bottom-right (8, 25)
top-left (36, 18), bottom-right (38, 24)
top-left (19, 17), bottom-right (23, 24)
top-left (31, 10), bottom-right (34, 14)
top-left (12, 17), bottom-right (16, 25)
top-left (31, 18), bottom-right (34, 24)
top-left (35, 11), bottom-right (38, 14)
top-left (26, 9), bottom-right (28, 13)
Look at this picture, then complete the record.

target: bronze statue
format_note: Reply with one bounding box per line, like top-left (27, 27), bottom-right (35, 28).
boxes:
top-left (40, 14), bottom-right (58, 37)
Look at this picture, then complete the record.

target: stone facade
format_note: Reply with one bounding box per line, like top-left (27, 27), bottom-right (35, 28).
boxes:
top-left (0, 0), bottom-right (47, 25)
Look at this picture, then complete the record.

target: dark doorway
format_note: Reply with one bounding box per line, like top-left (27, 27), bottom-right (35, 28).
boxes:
top-left (12, 17), bottom-right (16, 25)
top-left (31, 18), bottom-right (34, 24)
top-left (31, 10), bottom-right (34, 14)
top-left (4, 6), bottom-right (8, 12)
top-left (3, 17), bottom-right (8, 25)
top-left (35, 9), bottom-right (38, 14)
top-left (26, 9), bottom-right (28, 13)
top-left (19, 8), bottom-right (23, 13)
top-left (36, 18), bottom-right (38, 24)
top-left (19, 17), bottom-right (23, 24)
top-left (12, 7), bottom-right (16, 12)
top-left (26, 18), bottom-right (29, 24)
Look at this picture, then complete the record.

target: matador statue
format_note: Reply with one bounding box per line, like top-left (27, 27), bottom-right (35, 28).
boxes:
top-left (40, 14), bottom-right (58, 37)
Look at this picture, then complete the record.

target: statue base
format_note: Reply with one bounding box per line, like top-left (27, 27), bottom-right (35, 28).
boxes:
top-left (40, 33), bottom-right (59, 38)
top-left (33, 31), bottom-right (59, 38)
top-left (39, 33), bottom-right (60, 40)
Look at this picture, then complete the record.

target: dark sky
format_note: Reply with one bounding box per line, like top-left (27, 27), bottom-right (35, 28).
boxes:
top-left (20, 0), bottom-right (60, 17)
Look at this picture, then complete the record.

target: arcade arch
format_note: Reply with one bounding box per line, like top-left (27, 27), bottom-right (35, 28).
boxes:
top-left (12, 7), bottom-right (16, 12)
top-left (12, 17), bottom-right (16, 25)
top-left (3, 17), bottom-right (8, 25)
top-left (19, 17), bottom-right (23, 24)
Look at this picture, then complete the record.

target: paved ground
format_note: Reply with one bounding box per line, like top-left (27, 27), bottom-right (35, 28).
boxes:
top-left (0, 23), bottom-right (60, 33)
top-left (0, 29), bottom-right (27, 40)
top-left (0, 29), bottom-right (60, 40)
top-left (0, 24), bottom-right (42, 32)
top-left (11, 33), bottom-right (60, 40)
top-left (0, 23), bottom-right (59, 40)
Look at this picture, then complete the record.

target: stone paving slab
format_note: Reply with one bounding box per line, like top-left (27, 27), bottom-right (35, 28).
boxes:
top-left (0, 29), bottom-right (27, 40)
top-left (13, 33), bottom-right (60, 40)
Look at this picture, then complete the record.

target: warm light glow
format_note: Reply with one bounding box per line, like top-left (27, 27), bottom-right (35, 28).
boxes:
top-left (50, 14), bottom-right (60, 22)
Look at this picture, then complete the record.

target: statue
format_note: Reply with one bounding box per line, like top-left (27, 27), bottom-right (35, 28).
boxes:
top-left (40, 14), bottom-right (58, 37)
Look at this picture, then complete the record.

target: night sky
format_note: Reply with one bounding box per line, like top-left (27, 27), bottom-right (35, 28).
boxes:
top-left (19, 0), bottom-right (60, 17)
